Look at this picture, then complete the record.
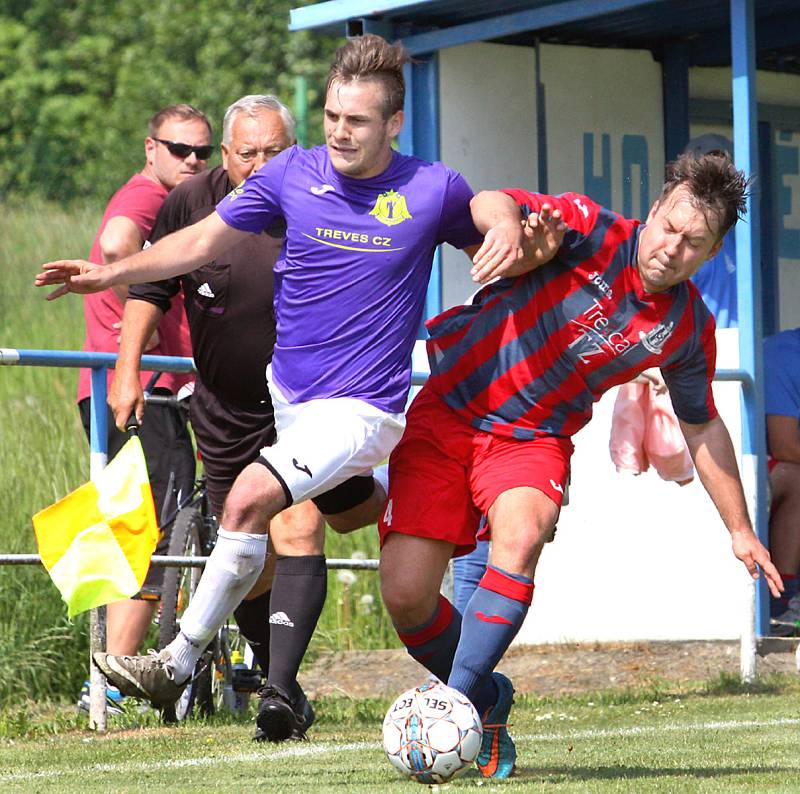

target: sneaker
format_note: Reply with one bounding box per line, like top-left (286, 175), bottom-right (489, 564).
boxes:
top-left (771, 591), bottom-right (800, 637)
top-left (93, 649), bottom-right (188, 708)
top-left (254, 683), bottom-right (315, 743)
top-left (76, 679), bottom-right (125, 715)
top-left (476, 672), bottom-right (517, 779)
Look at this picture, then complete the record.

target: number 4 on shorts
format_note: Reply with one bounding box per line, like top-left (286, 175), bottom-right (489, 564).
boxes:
top-left (383, 498), bottom-right (393, 526)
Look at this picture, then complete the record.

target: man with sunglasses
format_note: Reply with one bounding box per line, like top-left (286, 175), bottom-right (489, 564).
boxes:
top-left (74, 103), bottom-right (212, 714)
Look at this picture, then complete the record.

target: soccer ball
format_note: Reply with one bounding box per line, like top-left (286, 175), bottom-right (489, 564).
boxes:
top-left (382, 680), bottom-right (483, 784)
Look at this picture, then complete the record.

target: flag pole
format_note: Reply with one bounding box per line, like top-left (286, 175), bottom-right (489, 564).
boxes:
top-left (88, 366), bottom-right (108, 731)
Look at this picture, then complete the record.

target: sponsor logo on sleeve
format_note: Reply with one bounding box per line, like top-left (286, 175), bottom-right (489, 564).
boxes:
top-left (227, 179), bottom-right (246, 201)
top-left (573, 198), bottom-right (589, 218)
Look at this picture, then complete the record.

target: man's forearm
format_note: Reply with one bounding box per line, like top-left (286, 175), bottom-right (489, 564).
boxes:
top-left (106, 212), bottom-right (243, 287)
top-left (117, 299), bottom-right (164, 376)
top-left (681, 416), bottom-right (752, 533)
top-left (470, 191), bottom-right (522, 234)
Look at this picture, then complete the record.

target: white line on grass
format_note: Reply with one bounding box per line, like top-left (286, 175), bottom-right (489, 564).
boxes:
top-left (518, 716), bottom-right (800, 743)
top-left (3, 717), bottom-right (799, 783)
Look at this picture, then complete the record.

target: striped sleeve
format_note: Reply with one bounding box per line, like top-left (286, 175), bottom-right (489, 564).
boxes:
top-left (661, 302), bottom-right (718, 424)
top-left (501, 189), bottom-right (601, 243)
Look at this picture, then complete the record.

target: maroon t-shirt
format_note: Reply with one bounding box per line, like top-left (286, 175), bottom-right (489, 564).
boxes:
top-left (78, 174), bottom-right (192, 401)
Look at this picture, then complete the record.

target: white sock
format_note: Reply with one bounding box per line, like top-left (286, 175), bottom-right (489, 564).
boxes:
top-left (165, 528), bottom-right (267, 681)
top-left (373, 464), bottom-right (389, 498)
top-left (167, 632), bottom-right (204, 682)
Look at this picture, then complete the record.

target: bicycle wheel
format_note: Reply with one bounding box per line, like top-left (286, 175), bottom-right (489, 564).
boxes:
top-left (158, 505), bottom-right (213, 721)
top-left (158, 505), bottom-right (204, 648)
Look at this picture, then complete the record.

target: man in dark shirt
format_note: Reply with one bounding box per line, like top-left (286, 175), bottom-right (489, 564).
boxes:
top-left (109, 95), bottom-right (319, 738)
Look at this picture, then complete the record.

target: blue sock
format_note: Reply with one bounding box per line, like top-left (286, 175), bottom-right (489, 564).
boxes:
top-left (453, 537), bottom-right (490, 614)
top-left (448, 565), bottom-right (534, 715)
top-left (396, 595), bottom-right (461, 682)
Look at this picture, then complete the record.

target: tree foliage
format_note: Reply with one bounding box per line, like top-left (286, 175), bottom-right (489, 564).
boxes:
top-left (0, 0), bottom-right (341, 201)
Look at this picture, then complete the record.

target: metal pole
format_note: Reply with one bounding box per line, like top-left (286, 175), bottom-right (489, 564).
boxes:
top-left (88, 366), bottom-right (108, 730)
top-left (294, 76), bottom-right (308, 148)
top-left (731, 0), bottom-right (764, 683)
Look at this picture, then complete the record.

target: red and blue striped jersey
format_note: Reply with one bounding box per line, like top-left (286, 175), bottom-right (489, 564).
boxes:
top-left (425, 190), bottom-right (718, 440)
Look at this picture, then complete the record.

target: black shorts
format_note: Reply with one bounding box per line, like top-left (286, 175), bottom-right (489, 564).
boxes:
top-left (189, 379), bottom-right (276, 518)
top-left (79, 392), bottom-right (196, 598)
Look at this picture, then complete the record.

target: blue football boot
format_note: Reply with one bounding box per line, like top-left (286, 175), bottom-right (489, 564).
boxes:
top-left (476, 672), bottom-right (516, 779)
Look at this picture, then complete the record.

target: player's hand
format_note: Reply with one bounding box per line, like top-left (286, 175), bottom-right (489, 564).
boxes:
top-left (520, 204), bottom-right (566, 270)
top-left (34, 259), bottom-right (111, 300)
top-left (470, 205), bottom-right (566, 284)
top-left (108, 371), bottom-right (145, 431)
top-left (641, 368), bottom-right (668, 395)
top-left (731, 529), bottom-right (784, 598)
top-left (470, 220), bottom-right (526, 284)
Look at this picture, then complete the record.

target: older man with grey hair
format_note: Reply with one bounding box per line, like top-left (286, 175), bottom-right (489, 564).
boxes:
top-left (108, 94), bottom-right (320, 738)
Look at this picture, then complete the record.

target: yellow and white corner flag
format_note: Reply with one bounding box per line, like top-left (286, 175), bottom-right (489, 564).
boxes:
top-left (33, 436), bottom-right (158, 618)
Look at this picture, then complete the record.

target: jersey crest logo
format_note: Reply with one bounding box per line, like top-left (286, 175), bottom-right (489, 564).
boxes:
top-left (227, 179), bottom-right (246, 201)
top-left (369, 189), bottom-right (412, 227)
top-left (639, 322), bottom-right (675, 355)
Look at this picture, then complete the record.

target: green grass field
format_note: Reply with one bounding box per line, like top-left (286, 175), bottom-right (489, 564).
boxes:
top-left (2, 680), bottom-right (800, 792)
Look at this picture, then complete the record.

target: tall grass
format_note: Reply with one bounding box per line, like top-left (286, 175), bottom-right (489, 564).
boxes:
top-left (0, 200), bottom-right (99, 705)
top-left (0, 201), bottom-right (398, 707)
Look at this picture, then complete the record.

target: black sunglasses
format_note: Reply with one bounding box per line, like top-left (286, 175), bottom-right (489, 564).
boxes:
top-left (154, 138), bottom-right (214, 160)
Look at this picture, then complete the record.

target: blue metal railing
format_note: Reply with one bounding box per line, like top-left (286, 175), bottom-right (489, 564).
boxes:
top-left (0, 348), bottom-right (195, 470)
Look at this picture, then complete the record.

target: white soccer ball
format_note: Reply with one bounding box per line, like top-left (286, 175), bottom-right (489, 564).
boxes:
top-left (382, 681), bottom-right (483, 784)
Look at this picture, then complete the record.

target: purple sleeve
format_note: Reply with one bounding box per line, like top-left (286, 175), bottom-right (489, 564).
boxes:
top-left (215, 146), bottom-right (295, 233)
top-left (436, 169), bottom-right (483, 249)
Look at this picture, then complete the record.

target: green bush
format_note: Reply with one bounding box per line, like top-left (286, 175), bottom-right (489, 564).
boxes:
top-left (0, 1), bottom-right (340, 203)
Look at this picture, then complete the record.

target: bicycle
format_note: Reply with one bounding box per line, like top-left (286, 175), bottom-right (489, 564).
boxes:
top-left (143, 388), bottom-right (262, 722)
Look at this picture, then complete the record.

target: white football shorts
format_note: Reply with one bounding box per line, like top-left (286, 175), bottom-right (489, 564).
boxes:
top-left (258, 369), bottom-right (406, 505)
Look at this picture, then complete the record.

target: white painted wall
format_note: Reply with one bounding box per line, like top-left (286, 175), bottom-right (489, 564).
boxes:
top-left (540, 43), bottom-right (665, 215)
top-left (690, 66), bottom-right (800, 106)
top-left (439, 43), bottom-right (538, 309)
top-left (772, 127), bottom-right (800, 329)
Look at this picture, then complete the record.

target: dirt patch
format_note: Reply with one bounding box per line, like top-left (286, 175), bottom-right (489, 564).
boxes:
top-left (300, 639), bottom-right (799, 700)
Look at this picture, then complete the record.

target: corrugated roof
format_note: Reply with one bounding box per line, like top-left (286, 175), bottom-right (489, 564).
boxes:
top-left (290, 0), bottom-right (800, 74)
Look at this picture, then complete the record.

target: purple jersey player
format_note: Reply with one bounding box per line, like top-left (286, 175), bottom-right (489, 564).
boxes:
top-left (36, 35), bottom-right (530, 761)
top-left (216, 144), bottom-right (479, 413)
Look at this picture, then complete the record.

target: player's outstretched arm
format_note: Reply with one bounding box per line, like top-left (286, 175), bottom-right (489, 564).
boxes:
top-left (469, 191), bottom-right (565, 284)
top-left (35, 212), bottom-right (248, 300)
top-left (681, 415), bottom-right (783, 597)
